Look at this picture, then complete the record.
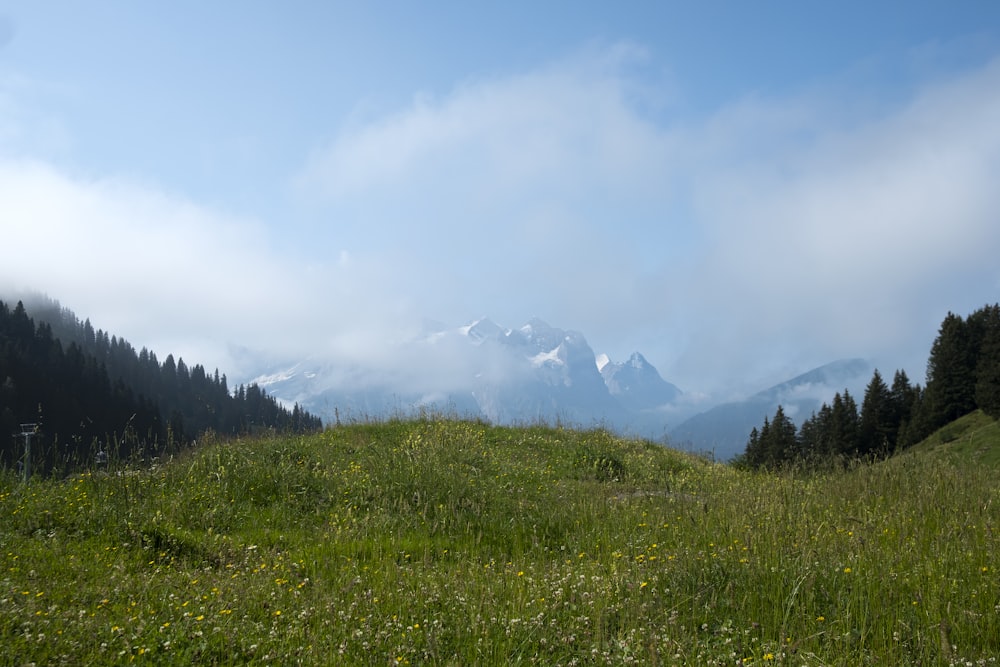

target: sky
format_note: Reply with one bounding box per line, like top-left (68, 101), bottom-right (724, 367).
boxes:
top-left (2, 1), bottom-right (1000, 400)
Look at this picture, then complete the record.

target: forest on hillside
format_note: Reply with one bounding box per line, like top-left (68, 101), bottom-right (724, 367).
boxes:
top-left (0, 297), bottom-right (321, 474)
top-left (740, 303), bottom-right (1000, 468)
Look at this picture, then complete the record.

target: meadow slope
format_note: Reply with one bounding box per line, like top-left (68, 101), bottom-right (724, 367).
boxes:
top-left (1, 418), bottom-right (998, 665)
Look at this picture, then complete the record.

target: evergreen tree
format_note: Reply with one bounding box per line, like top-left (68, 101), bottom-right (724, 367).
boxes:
top-left (744, 406), bottom-right (798, 469)
top-left (797, 405), bottom-right (829, 461)
top-left (828, 391), bottom-right (860, 457)
top-left (858, 369), bottom-right (894, 456)
top-left (974, 305), bottom-right (1000, 419)
top-left (889, 370), bottom-right (919, 448)
top-left (763, 405), bottom-right (799, 466)
top-left (755, 417), bottom-right (771, 468)
top-left (0, 295), bottom-right (323, 472)
top-left (743, 426), bottom-right (763, 469)
top-left (923, 312), bottom-right (977, 431)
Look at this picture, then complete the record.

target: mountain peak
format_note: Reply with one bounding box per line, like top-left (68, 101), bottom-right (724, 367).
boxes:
top-left (600, 351), bottom-right (682, 411)
top-left (627, 351), bottom-right (650, 369)
top-left (756, 358), bottom-right (870, 401)
top-left (595, 353), bottom-right (611, 371)
top-left (462, 317), bottom-right (505, 342)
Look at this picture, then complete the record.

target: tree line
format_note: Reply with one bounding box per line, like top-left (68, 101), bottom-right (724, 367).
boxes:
top-left (739, 303), bottom-right (1000, 469)
top-left (1, 297), bottom-right (321, 474)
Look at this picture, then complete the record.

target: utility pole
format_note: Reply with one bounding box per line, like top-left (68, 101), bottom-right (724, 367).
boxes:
top-left (19, 423), bottom-right (37, 483)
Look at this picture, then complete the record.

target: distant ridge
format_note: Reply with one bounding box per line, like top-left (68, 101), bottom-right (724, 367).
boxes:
top-left (669, 358), bottom-right (871, 459)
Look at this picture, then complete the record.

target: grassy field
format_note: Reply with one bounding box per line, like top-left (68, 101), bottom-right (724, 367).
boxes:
top-left (1, 415), bottom-right (998, 665)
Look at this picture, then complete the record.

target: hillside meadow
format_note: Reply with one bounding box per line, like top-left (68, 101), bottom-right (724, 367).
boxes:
top-left (1, 416), bottom-right (998, 665)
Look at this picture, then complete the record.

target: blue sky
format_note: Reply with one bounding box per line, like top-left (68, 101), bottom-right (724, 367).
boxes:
top-left (3, 1), bottom-right (1000, 399)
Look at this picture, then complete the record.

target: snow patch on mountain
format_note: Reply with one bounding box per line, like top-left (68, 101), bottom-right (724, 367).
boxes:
top-left (595, 353), bottom-right (610, 371)
top-left (250, 316), bottom-right (687, 440)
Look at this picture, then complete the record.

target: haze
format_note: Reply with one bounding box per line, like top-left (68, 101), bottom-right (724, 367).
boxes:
top-left (2, 2), bottom-right (1000, 402)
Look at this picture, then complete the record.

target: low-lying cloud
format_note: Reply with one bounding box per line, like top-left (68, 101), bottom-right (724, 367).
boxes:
top-left (4, 44), bottom-right (1000, 400)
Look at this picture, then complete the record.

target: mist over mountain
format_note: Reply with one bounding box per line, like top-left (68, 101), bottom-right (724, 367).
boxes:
top-left (250, 316), bottom-right (871, 453)
top-left (668, 358), bottom-right (872, 459)
top-left (252, 317), bottom-right (686, 439)
top-left (600, 352), bottom-right (682, 412)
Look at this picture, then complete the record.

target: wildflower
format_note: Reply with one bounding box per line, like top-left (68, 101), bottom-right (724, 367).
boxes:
top-left (843, 567), bottom-right (852, 574)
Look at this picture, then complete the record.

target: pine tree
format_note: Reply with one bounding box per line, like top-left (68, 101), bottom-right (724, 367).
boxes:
top-left (764, 405), bottom-right (799, 466)
top-left (756, 417), bottom-right (771, 468)
top-left (974, 305), bottom-right (1000, 419)
top-left (858, 369), bottom-right (894, 457)
top-left (923, 312), bottom-right (976, 431)
top-left (743, 426), bottom-right (762, 468)
top-left (889, 370), bottom-right (919, 448)
top-left (828, 391), bottom-right (859, 457)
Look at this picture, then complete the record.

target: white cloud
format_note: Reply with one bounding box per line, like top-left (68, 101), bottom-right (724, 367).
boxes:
top-left (293, 46), bottom-right (1000, 395)
top-left (4, 42), bottom-right (1000, 402)
top-left (683, 54), bottom-right (1000, 385)
top-left (0, 158), bottom-right (426, 379)
top-left (294, 45), bottom-right (687, 351)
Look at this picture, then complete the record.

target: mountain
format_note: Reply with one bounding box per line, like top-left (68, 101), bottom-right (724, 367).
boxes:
top-left (600, 352), bottom-right (682, 412)
top-left (0, 294), bottom-right (322, 474)
top-left (471, 318), bottom-right (631, 427)
top-left (253, 317), bottom-right (683, 438)
top-left (668, 358), bottom-right (871, 459)
top-left (251, 320), bottom-right (875, 456)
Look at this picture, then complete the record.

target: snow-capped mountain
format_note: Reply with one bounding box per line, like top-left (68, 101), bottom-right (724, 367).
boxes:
top-left (250, 317), bottom-right (684, 439)
top-left (469, 318), bottom-right (630, 427)
top-left (600, 352), bottom-right (682, 412)
top-left (248, 318), bottom-right (876, 456)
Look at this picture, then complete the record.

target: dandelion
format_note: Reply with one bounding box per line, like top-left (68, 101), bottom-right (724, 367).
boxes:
top-left (843, 567), bottom-right (852, 573)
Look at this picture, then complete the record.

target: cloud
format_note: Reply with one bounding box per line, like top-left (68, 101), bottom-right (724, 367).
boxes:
top-left (4, 42), bottom-right (1000, 403)
top-left (0, 158), bottom-right (430, 380)
top-left (681, 55), bottom-right (1000, 387)
top-left (294, 44), bottom-right (689, 349)
top-left (296, 45), bottom-right (1000, 394)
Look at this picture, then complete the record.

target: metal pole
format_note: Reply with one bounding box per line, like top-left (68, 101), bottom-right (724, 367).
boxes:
top-left (19, 424), bottom-right (37, 483)
top-left (24, 431), bottom-right (30, 482)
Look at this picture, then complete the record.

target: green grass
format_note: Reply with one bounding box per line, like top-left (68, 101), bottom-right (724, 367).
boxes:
top-left (906, 409), bottom-right (1000, 467)
top-left (1, 417), bottom-right (998, 665)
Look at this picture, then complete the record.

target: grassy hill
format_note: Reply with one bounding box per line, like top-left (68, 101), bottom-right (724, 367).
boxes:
top-left (1, 418), bottom-right (997, 665)
top-left (903, 409), bottom-right (1000, 467)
